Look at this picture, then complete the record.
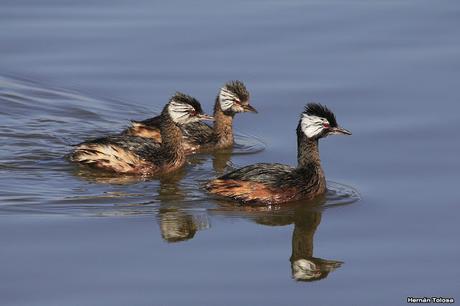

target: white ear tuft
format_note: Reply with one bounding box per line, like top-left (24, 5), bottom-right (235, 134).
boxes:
top-left (301, 114), bottom-right (328, 138)
top-left (168, 101), bottom-right (193, 124)
top-left (292, 259), bottom-right (319, 280)
top-left (219, 87), bottom-right (239, 111)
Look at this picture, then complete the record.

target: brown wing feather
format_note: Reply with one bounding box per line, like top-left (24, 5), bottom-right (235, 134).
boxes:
top-left (205, 179), bottom-right (299, 205)
top-left (124, 122), bottom-right (162, 141)
top-left (125, 122), bottom-right (201, 154)
top-left (70, 142), bottom-right (156, 174)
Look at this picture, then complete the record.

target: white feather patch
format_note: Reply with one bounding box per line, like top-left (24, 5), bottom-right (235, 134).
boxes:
top-left (72, 143), bottom-right (145, 173)
top-left (168, 101), bottom-right (194, 124)
top-left (292, 259), bottom-right (320, 280)
top-left (219, 87), bottom-right (239, 111)
top-left (301, 114), bottom-right (328, 138)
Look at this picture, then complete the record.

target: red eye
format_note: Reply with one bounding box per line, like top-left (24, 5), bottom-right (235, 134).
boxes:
top-left (190, 110), bottom-right (197, 116)
top-left (234, 100), bottom-right (241, 105)
top-left (323, 123), bottom-right (330, 128)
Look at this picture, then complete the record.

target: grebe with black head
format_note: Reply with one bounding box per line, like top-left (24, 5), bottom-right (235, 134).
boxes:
top-left (70, 93), bottom-right (213, 175)
top-left (124, 80), bottom-right (257, 153)
top-left (205, 103), bottom-right (351, 205)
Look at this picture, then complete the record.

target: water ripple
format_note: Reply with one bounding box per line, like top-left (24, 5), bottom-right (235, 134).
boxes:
top-left (0, 76), bottom-right (358, 220)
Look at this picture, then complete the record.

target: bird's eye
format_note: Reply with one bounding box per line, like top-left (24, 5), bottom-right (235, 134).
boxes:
top-left (190, 110), bottom-right (197, 116)
top-left (233, 100), bottom-right (241, 105)
top-left (323, 123), bottom-right (330, 128)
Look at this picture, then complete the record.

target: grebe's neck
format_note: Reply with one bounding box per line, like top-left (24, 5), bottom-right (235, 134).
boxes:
top-left (290, 211), bottom-right (321, 262)
top-left (159, 113), bottom-right (185, 165)
top-left (296, 124), bottom-right (322, 170)
top-left (213, 97), bottom-right (234, 148)
top-left (295, 123), bottom-right (327, 197)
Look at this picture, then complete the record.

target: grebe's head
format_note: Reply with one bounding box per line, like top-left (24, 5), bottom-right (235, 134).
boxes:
top-left (300, 103), bottom-right (351, 139)
top-left (291, 258), bottom-right (342, 282)
top-left (218, 80), bottom-right (257, 114)
top-left (167, 92), bottom-right (213, 125)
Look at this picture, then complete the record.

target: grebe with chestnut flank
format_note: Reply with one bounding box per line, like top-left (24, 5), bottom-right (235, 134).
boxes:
top-left (205, 103), bottom-right (351, 205)
top-left (70, 93), bottom-right (212, 175)
top-left (124, 80), bottom-right (257, 153)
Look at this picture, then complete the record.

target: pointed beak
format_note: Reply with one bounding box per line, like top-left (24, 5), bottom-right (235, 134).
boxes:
top-left (329, 126), bottom-right (352, 136)
top-left (197, 113), bottom-right (214, 121)
top-left (242, 104), bottom-right (258, 113)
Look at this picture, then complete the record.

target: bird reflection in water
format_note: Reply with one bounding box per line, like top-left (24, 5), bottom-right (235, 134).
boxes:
top-left (72, 165), bottom-right (151, 185)
top-left (155, 166), bottom-right (210, 243)
top-left (70, 150), bottom-right (233, 243)
top-left (214, 197), bottom-right (343, 282)
top-left (73, 163), bottom-right (212, 242)
top-left (288, 209), bottom-right (342, 281)
top-left (155, 149), bottom-right (241, 242)
top-left (71, 149), bottom-right (344, 281)
top-left (211, 149), bottom-right (234, 174)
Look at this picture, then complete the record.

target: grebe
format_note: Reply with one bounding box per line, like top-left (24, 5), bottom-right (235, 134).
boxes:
top-left (205, 103), bottom-right (351, 205)
top-left (123, 80), bottom-right (257, 153)
top-left (70, 93), bottom-right (212, 175)
top-left (289, 210), bottom-right (342, 282)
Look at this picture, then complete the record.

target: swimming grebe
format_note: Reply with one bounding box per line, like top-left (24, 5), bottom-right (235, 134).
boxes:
top-left (205, 103), bottom-right (351, 205)
top-left (123, 80), bottom-right (257, 153)
top-left (70, 93), bottom-right (212, 175)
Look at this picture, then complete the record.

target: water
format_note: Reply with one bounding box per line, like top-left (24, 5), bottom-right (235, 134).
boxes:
top-left (1, 1), bottom-right (459, 305)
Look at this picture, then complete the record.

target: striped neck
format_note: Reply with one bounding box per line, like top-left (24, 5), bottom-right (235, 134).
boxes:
top-left (213, 97), bottom-right (234, 148)
top-left (159, 112), bottom-right (185, 164)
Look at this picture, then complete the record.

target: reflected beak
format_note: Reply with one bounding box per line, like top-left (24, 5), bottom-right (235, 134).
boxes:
top-left (197, 113), bottom-right (214, 121)
top-left (329, 126), bottom-right (352, 135)
top-left (242, 104), bottom-right (258, 113)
